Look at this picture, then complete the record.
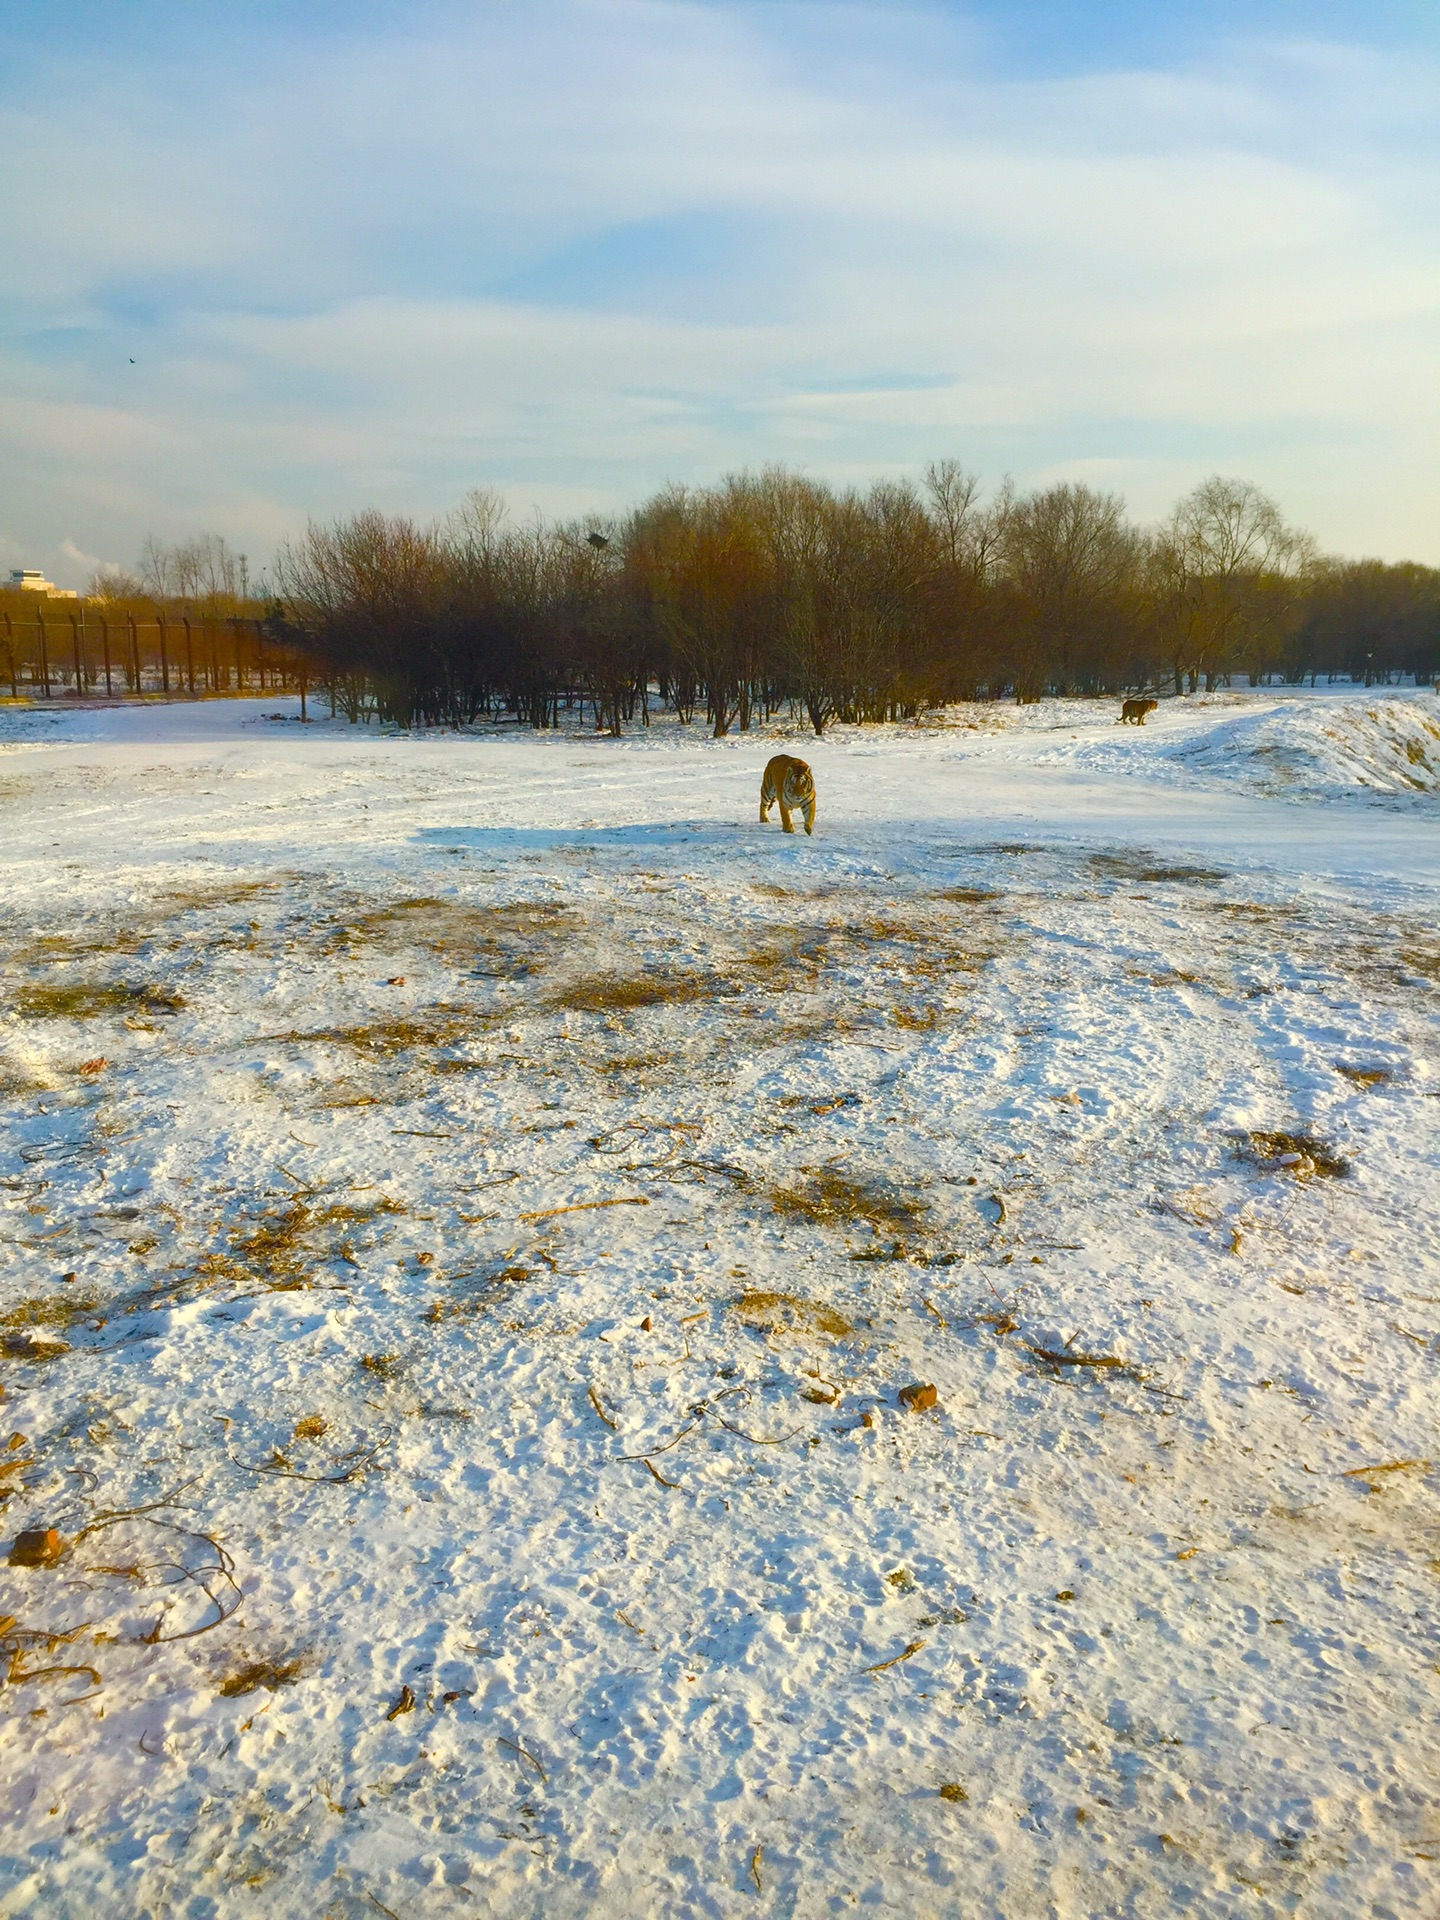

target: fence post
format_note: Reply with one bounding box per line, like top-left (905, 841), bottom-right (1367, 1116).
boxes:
top-left (158, 615), bottom-right (169, 694)
top-left (100, 615), bottom-right (113, 696)
top-left (70, 611), bottom-right (84, 695)
top-left (3, 611), bottom-right (14, 698)
top-left (128, 613), bottom-right (141, 693)
top-left (183, 616), bottom-right (195, 695)
top-left (37, 610), bottom-right (50, 698)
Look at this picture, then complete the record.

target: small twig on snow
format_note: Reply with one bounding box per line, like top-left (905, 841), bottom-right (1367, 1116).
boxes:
top-left (587, 1384), bottom-right (618, 1430)
top-left (864, 1639), bottom-right (926, 1676)
top-left (497, 1734), bottom-right (548, 1782)
top-left (519, 1196), bottom-right (650, 1223)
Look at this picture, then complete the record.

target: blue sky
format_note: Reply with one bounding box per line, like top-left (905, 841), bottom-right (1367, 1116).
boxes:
top-left (2, 0), bottom-right (1437, 583)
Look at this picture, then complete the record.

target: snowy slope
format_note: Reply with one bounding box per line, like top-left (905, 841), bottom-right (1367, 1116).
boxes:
top-left (1164, 696), bottom-right (1440, 794)
top-left (1, 694), bottom-right (1438, 1920)
top-left (1040, 691), bottom-right (1440, 802)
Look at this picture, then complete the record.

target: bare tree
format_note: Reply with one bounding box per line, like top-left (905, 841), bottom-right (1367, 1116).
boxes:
top-left (999, 483), bottom-right (1143, 699)
top-left (136, 532), bottom-right (249, 612)
top-left (1156, 477), bottom-right (1316, 692)
top-left (86, 567), bottom-right (146, 603)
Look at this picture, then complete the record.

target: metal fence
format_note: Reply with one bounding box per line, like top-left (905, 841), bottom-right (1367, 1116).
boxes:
top-left (0, 605), bottom-right (308, 700)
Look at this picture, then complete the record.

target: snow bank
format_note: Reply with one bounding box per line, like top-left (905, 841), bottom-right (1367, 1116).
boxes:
top-left (1163, 696), bottom-right (1440, 796)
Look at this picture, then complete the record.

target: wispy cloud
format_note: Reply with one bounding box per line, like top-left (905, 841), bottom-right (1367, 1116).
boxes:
top-left (1, 0), bottom-right (1437, 583)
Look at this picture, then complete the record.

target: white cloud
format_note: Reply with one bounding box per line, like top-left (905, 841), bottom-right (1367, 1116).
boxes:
top-left (57, 537), bottom-right (103, 573)
top-left (0, 0), bottom-right (1437, 584)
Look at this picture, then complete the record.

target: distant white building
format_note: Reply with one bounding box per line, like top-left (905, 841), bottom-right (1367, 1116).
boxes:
top-left (6, 568), bottom-right (78, 600)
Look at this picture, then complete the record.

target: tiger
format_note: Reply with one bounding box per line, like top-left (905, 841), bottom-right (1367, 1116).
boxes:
top-left (1120, 698), bottom-right (1158, 725)
top-left (759, 754), bottom-right (816, 835)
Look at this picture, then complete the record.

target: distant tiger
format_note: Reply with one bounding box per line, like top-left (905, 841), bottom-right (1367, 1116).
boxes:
top-left (759, 754), bottom-right (816, 835)
top-left (1121, 698), bottom-right (1158, 725)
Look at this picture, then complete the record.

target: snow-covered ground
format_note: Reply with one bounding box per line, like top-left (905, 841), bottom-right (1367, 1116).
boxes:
top-left (1, 688), bottom-right (1438, 1920)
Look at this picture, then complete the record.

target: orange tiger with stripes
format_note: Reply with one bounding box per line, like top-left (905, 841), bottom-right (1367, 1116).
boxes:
top-left (759, 755), bottom-right (816, 835)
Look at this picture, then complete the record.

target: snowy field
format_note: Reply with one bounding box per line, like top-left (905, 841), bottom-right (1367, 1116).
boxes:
top-left (1, 687), bottom-right (1438, 1920)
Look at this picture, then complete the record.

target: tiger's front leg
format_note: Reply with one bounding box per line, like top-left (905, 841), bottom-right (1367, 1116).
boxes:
top-left (778, 795), bottom-right (795, 832)
top-left (801, 796), bottom-right (815, 835)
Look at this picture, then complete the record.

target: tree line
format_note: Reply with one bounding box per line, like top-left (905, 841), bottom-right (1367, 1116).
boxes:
top-left (93, 472), bottom-right (1440, 732)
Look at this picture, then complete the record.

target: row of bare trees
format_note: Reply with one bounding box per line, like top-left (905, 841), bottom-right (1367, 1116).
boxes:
top-left (266, 468), bottom-right (1438, 732)
top-left (22, 475), bottom-right (1433, 728)
top-left (87, 532), bottom-right (255, 611)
